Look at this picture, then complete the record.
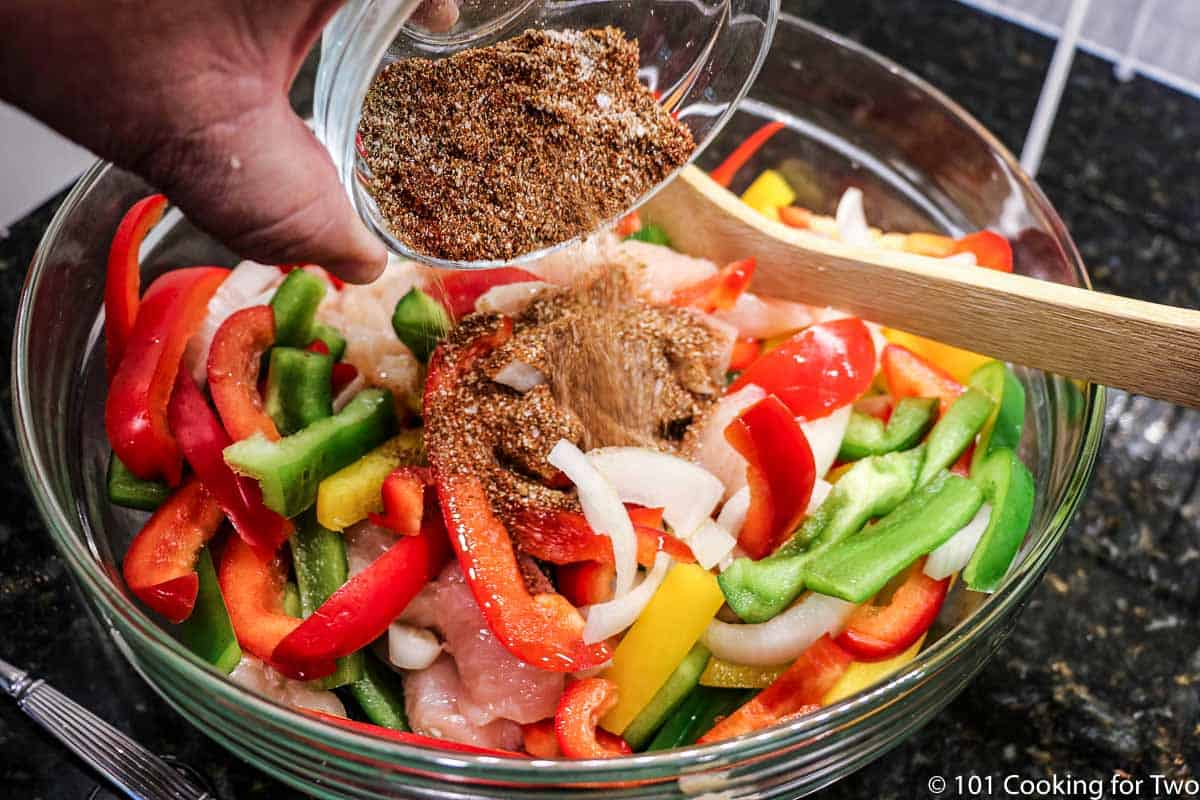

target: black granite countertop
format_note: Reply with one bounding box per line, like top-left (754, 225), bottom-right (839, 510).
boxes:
top-left (1, 1), bottom-right (1196, 798)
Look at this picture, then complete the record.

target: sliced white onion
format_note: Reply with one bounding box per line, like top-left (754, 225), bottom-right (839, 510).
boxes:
top-left (548, 440), bottom-right (638, 597)
top-left (587, 447), bottom-right (725, 539)
top-left (582, 553), bottom-right (672, 643)
top-left (686, 385), bottom-right (766, 501)
top-left (387, 622), bottom-right (443, 670)
top-left (835, 187), bottom-right (871, 247)
top-left (925, 503), bottom-right (992, 580)
top-left (493, 359), bottom-right (545, 393)
top-left (474, 281), bottom-right (553, 315)
top-left (688, 520), bottom-right (738, 570)
top-left (800, 405), bottom-right (852, 479)
top-left (702, 592), bottom-right (857, 666)
top-left (332, 372), bottom-right (367, 413)
top-left (716, 486), bottom-right (750, 538)
top-left (808, 479), bottom-right (833, 514)
top-left (185, 260), bottom-right (283, 386)
top-left (712, 292), bottom-right (815, 339)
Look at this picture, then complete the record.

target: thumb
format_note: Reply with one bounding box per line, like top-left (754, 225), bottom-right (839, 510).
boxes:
top-left (150, 101), bottom-right (387, 284)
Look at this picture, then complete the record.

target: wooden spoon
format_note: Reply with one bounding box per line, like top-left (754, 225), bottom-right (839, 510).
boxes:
top-left (642, 165), bottom-right (1200, 408)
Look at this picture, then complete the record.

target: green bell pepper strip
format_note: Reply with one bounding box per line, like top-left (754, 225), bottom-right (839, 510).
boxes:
top-left (224, 388), bottom-right (397, 518)
top-left (107, 453), bottom-right (170, 511)
top-left (283, 581), bottom-right (302, 618)
top-left (804, 471), bottom-right (985, 603)
top-left (916, 388), bottom-right (995, 487)
top-left (310, 321), bottom-right (347, 362)
top-left (392, 287), bottom-right (451, 362)
top-left (271, 270), bottom-right (327, 348)
top-left (968, 361), bottom-right (1026, 474)
top-left (964, 448), bottom-right (1036, 592)
top-left (625, 224), bottom-right (672, 248)
top-left (647, 687), bottom-right (755, 751)
top-left (838, 397), bottom-right (938, 461)
top-left (175, 548), bottom-right (242, 673)
top-left (264, 347), bottom-right (334, 436)
top-left (718, 446), bottom-right (925, 623)
top-left (622, 643), bottom-right (711, 750)
top-left (349, 652), bottom-right (410, 731)
top-left (291, 512), bottom-right (363, 689)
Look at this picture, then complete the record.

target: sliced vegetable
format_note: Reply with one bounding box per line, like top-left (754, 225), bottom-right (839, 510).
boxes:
top-left (600, 564), bottom-right (724, 734)
top-left (881, 328), bottom-right (991, 385)
top-left (291, 513), bottom-right (363, 688)
top-left (310, 321), bottom-right (347, 362)
top-left (218, 534), bottom-right (308, 667)
top-left (729, 337), bottom-right (762, 372)
top-left (777, 205), bottom-right (811, 229)
top-left (835, 560), bottom-right (948, 660)
top-left (718, 446), bottom-right (924, 623)
top-left (369, 466), bottom-right (431, 536)
top-left (122, 478), bottom-right (224, 623)
top-left (557, 561), bottom-right (615, 606)
top-left (207, 305), bottom-right (279, 442)
top-left (264, 347), bottom-right (334, 436)
top-left (838, 397), bottom-right (938, 461)
top-left (586, 447), bottom-right (724, 539)
top-left (223, 388), bottom-right (397, 518)
top-left (800, 404), bottom-right (852, 479)
top-left (647, 687), bottom-right (754, 750)
top-left (968, 361), bottom-right (1026, 474)
top-left (270, 269), bottom-right (326, 348)
top-left (729, 319), bottom-right (876, 421)
top-left (925, 503), bottom-right (991, 580)
top-left (702, 591), bottom-right (856, 667)
top-left (741, 170), bottom-right (795, 220)
top-left (316, 430), bottom-right (424, 531)
top-left (709, 120), bottom-right (785, 188)
top-left (697, 636), bottom-right (851, 743)
top-left (670, 257), bottom-right (756, 313)
top-left (903, 232), bottom-right (955, 257)
top-left (952, 230), bottom-right (1013, 272)
top-left (916, 388), bottom-right (994, 487)
top-left (615, 210), bottom-right (642, 237)
top-left (583, 553), bottom-right (672, 644)
top-left (555, 679), bottom-right (632, 759)
top-left (168, 372), bottom-right (293, 552)
top-left (104, 194), bottom-right (167, 378)
top-left (392, 287), bottom-right (452, 362)
top-left (964, 449), bottom-right (1035, 592)
top-left (724, 395), bottom-right (816, 559)
top-left (174, 547), bottom-right (242, 673)
top-left (821, 636), bottom-right (924, 704)
top-left (107, 453), bottom-right (170, 511)
top-left (510, 507), bottom-right (694, 568)
top-left (699, 657), bottom-right (785, 689)
top-left (106, 266), bottom-right (228, 484)
top-left (386, 622), bottom-right (441, 670)
top-left (804, 471), bottom-right (984, 603)
top-left (428, 267), bottom-right (542, 319)
top-left (881, 343), bottom-right (964, 415)
top-left (350, 652), bottom-right (410, 731)
top-left (625, 223), bottom-right (672, 247)
top-left (620, 643), bottom-right (711, 750)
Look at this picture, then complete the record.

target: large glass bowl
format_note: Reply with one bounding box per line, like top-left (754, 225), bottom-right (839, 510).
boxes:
top-left (13, 15), bottom-right (1104, 799)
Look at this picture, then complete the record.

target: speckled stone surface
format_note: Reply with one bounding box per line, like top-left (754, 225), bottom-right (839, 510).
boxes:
top-left (1, 2), bottom-right (1197, 798)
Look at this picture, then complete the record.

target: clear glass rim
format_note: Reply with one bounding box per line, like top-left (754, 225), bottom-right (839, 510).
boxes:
top-left (12, 15), bottom-right (1106, 785)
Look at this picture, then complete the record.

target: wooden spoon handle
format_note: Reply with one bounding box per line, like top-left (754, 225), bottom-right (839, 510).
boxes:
top-left (645, 166), bottom-right (1200, 408)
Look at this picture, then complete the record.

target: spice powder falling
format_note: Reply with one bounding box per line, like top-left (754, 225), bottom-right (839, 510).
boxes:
top-left (357, 27), bottom-right (695, 262)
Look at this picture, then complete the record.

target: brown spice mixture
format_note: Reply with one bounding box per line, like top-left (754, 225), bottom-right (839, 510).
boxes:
top-left (358, 27), bottom-right (695, 262)
top-left (423, 269), bottom-right (728, 524)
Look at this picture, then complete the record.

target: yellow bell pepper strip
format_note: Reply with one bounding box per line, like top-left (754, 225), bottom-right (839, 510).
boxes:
top-left (740, 169), bottom-right (795, 220)
top-left (902, 233), bottom-right (955, 258)
top-left (821, 635), bottom-right (925, 704)
top-left (700, 657), bottom-right (786, 689)
top-left (622, 643), bottom-right (710, 750)
top-left (315, 429), bottom-right (424, 531)
top-left (968, 361), bottom-right (1026, 474)
top-left (599, 563), bottom-right (725, 735)
top-left (882, 328), bottom-right (992, 385)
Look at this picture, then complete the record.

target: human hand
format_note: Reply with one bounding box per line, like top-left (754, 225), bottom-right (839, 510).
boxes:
top-left (0, 1), bottom-right (454, 283)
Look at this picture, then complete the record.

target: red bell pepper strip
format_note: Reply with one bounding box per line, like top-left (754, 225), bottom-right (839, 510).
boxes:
top-left (615, 211), bottom-right (641, 237)
top-left (425, 318), bottom-right (610, 672)
top-left (368, 466), bottom-right (433, 535)
top-left (307, 339), bottom-right (359, 395)
top-left (271, 490), bottom-right (452, 679)
top-left (670, 258), bottom-right (756, 313)
top-left (208, 305), bottom-right (280, 442)
top-left (218, 534), bottom-right (311, 667)
top-left (724, 396), bottom-right (816, 560)
top-left (777, 205), bottom-right (812, 229)
top-left (729, 337), bottom-right (762, 372)
top-left (106, 266), bottom-right (228, 484)
top-left (881, 343), bottom-right (965, 415)
top-left (522, 719), bottom-right (562, 758)
top-left (555, 679), bottom-right (633, 759)
top-left (709, 121), bottom-right (786, 188)
top-left (698, 636), bottom-right (851, 743)
top-left (853, 394), bottom-right (894, 422)
top-left (304, 709), bottom-right (528, 757)
top-left (557, 561), bottom-right (616, 606)
top-left (729, 318), bottom-right (876, 421)
top-left (168, 371), bottom-right (292, 552)
top-left (836, 560), bottom-right (949, 661)
top-left (122, 478), bottom-right (224, 623)
top-left (951, 230), bottom-right (1013, 272)
top-left (105, 194), bottom-right (168, 379)
top-left (509, 508), bottom-right (694, 567)
top-left (427, 267), bottom-right (542, 319)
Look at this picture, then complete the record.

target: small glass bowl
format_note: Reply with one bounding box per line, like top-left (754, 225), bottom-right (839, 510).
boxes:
top-left (14, 15), bottom-right (1104, 799)
top-left (314, 0), bottom-right (779, 268)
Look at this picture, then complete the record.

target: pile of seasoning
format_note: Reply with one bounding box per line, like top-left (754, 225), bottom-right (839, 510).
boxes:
top-left (358, 27), bottom-right (695, 262)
